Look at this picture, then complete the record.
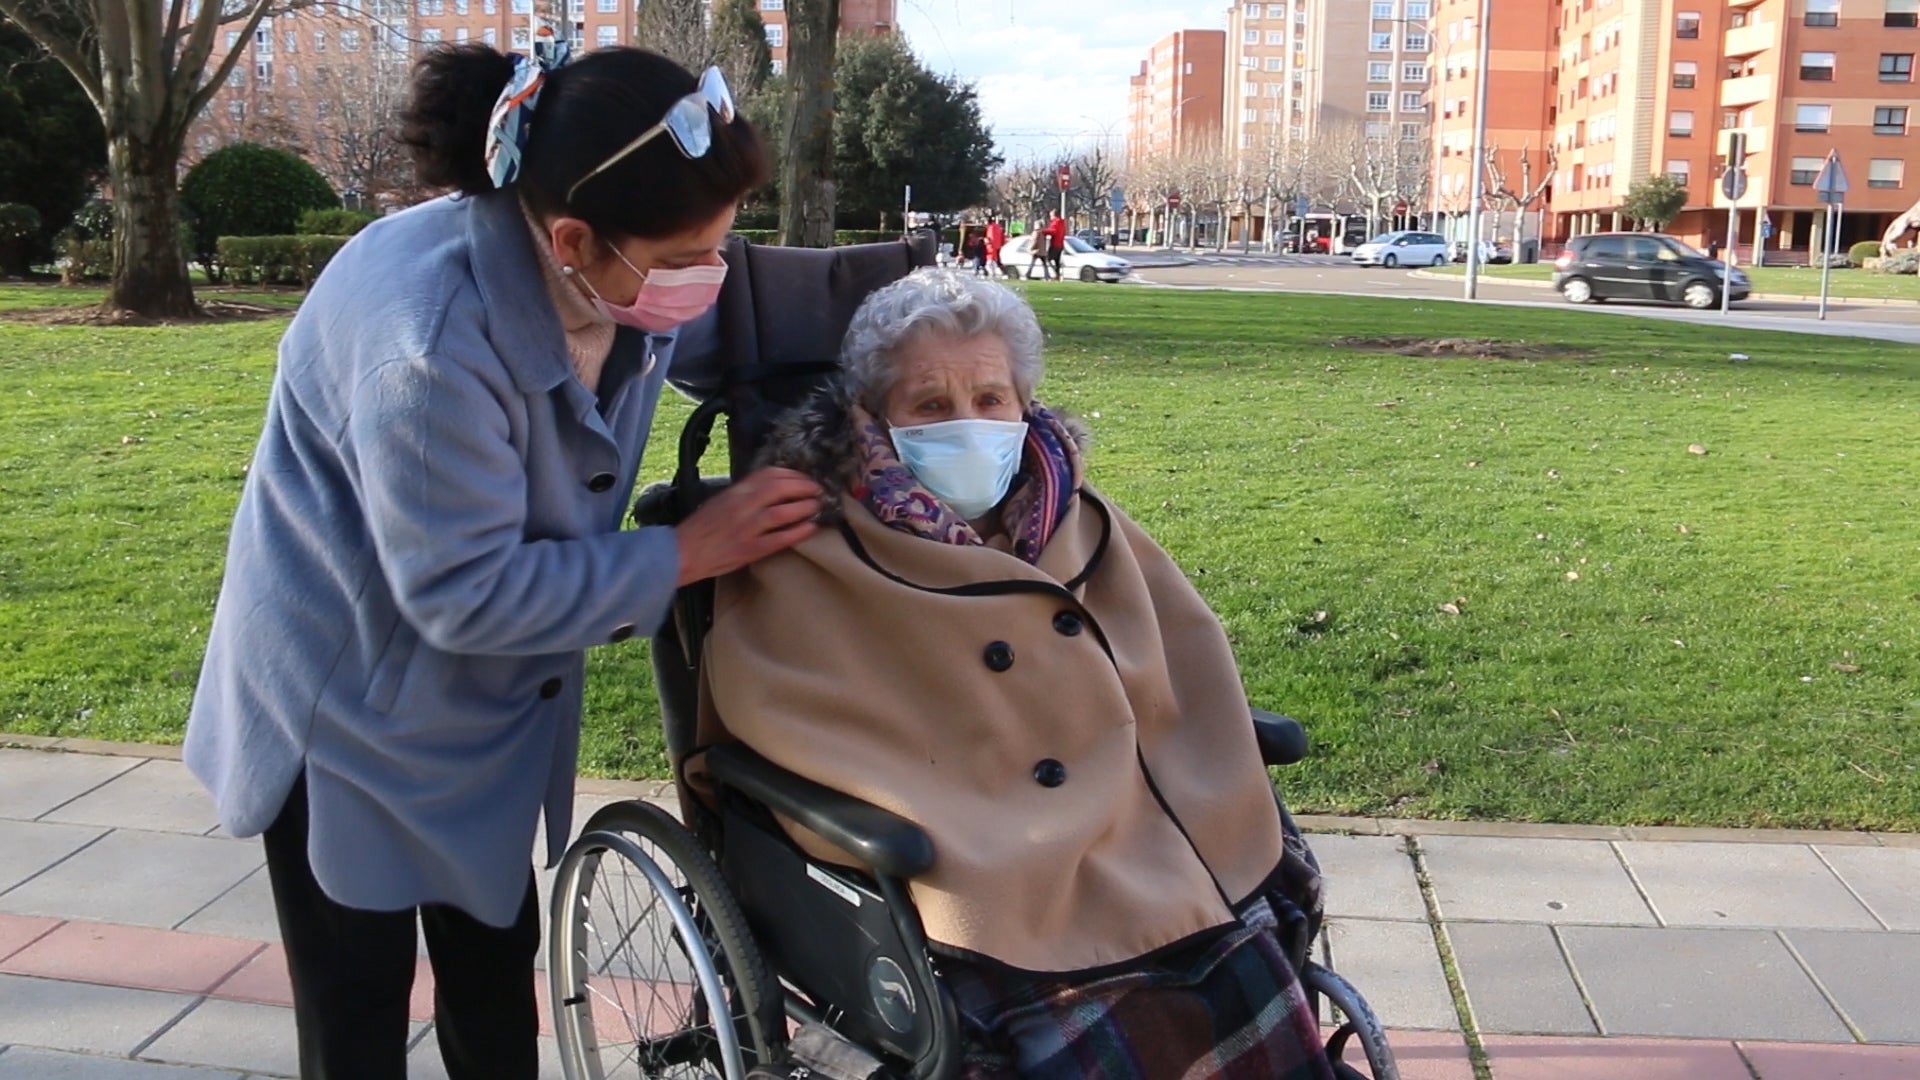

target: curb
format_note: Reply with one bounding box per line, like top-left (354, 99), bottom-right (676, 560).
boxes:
top-left (8, 733), bottom-right (1912, 847)
top-left (1408, 268), bottom-right (1920, 306)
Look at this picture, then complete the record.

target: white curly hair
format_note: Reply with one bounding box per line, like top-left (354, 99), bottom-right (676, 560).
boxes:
top-left (839, 269), bottom-right (1045, 415)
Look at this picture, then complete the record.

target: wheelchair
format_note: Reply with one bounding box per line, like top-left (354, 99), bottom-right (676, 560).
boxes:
top-left (547, 232), bottom-right (1399, 1080)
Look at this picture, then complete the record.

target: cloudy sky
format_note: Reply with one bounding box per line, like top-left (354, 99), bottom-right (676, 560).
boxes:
top-left (894, 0), bottom-right (1228, 163)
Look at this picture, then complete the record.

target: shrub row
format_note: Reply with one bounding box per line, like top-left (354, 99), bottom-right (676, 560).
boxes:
top-left (216, 235), bottom-right (350, 287)
top-left (296, 208), bottom-right (379, 236)
top-left (727, 229), bottom-right (910, 248)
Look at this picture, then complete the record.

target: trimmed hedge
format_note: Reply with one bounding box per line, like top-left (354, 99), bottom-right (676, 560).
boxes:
top-left (297, 208), bottom-right (379, 236)
top-left (1848, 241), bottom-right (1885, 266)
top-left (217, 235), bottom-right (350, 287)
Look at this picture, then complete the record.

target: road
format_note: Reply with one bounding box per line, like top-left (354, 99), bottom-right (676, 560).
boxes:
top-left (1114, 251), bottom-right (1920, 345)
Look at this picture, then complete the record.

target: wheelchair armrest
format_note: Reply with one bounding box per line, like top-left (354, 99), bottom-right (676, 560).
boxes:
top-left (1253, 708), bottom-right (1309, 767)
top-left (704, 743), bottom-right (936, 880)
top-left (633, 476), bottom-right (732, 527)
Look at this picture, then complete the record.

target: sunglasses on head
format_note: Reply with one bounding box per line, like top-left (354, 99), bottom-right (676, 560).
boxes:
top-left (566, 67), bottom-right (737, 204)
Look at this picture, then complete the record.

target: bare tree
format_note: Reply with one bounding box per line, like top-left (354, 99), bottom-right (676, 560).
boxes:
top-left (1065, 140), bottom-right (1122, 237)
top-left (777, 0), bottom-right (838, 247)
top-left (0, 0), bottom-right (319, 316)
top-left (634, 0), bottom-right (712, 72)
top-left (306, 54), bottom-right (414, 201)
top-left (1484, 142), bottom-right (1557, 253)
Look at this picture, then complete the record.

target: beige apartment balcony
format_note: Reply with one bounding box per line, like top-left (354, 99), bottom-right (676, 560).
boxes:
top-left (1720, 73), bottom-right (1771, 108)
top-left (1723, 20), bottom-right (1778, 59)
top-left (1716, 126), bottom-right (1769, 157)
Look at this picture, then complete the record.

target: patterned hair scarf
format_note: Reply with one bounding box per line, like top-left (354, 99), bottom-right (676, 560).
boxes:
top-left (484, 28), bottom-right (572, 189)
top-left (851, 402), bottom-right (1084, 565)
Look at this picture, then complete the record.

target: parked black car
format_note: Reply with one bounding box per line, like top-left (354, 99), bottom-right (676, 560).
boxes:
top-left (1552, 232), bottom-right (1749, 309)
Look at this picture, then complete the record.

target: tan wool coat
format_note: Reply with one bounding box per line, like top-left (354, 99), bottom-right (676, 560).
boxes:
top-left (693, 486), bottom-right (1289, 975)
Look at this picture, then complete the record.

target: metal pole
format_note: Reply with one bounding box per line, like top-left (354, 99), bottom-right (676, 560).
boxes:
top-left (1819, 202), bottom-right (1839, 321)
top-left (1721, 197), bottom-right (1737, 315)
top-left (1464, 0), bottom-right (1492, 300)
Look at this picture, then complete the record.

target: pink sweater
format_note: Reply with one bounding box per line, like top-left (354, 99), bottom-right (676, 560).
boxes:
top-left (523, 208), bottom-right (617, 393)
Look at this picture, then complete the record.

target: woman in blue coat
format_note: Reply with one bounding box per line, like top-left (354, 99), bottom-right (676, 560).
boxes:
top-left (183, 42), bottom-right (821, 1079)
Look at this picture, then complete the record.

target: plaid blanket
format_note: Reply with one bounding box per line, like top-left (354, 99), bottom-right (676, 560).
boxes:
top-left (945, 899), bottom-right (1334, 1080)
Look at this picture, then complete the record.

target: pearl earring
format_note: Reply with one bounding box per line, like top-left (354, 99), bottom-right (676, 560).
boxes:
top-left (561, 265), bottom-right (577, 276)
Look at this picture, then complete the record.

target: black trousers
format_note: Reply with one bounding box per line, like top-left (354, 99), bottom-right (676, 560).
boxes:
top-left (262, 774), bottom-right (541, 1080)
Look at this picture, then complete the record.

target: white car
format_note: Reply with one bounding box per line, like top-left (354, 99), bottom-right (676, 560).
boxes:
top-left (1350, 230), bottom-right (1450, 268)
top-left (999, 235), bottom-right (1132, 282)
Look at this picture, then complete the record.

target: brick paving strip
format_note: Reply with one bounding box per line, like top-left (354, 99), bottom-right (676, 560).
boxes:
top-left (4, 739), bottom-right (1919, 1079)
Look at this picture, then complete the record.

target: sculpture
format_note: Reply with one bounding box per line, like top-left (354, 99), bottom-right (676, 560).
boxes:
top-left (1882, 196), bottom-right (1920, 256)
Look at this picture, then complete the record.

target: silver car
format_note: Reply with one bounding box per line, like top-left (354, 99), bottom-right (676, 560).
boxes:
top-left (1351, 230), bottom-right (1450, 268)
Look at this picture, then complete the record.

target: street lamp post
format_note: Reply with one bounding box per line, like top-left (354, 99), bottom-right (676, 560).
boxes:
top-left (1463, 0), bottom-right (1492, 301)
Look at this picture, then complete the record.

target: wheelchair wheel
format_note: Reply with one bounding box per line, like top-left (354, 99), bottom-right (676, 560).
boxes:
top-left (550, 800), bottom-right (783, 1080)
top-left (1304, 961), bottom-right (1399, 1080)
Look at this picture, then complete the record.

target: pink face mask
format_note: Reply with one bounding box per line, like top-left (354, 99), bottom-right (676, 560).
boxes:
top-left (581, 247), bottom-right (728, 333)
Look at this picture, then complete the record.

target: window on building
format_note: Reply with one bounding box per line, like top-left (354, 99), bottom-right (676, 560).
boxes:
top-left (1806, 0), bottom-right (1839, 26)
top-left (1800, 51), bottom-right (1836, 80)
top-left (766, 23), bottom-right (784, 47)
top-left (1371, 1), bottom-right (1393, 17)
top-left (1890, 0), bottom-right (1919, 28)
top-left (227, 67), bottom-right (244, 87)
top-left (285, 99), bottom-right (300, 120)
top-left (1244, 108), bottom-right (1259, 123)
top-left (1401, 121), bottom-right (1422, 141)
top-left (770, 58), bottom-right (784, 75)
top-left (1403, 62), bottom-right (1427, 81)
top-left (1870, 158), bottom-right (1906, 187)
top-left (1795, 103), bottom-right (1832, 131)
top-left (596, 23), bottom-right (617, 46)
top-left (341, 28), bottom-right (360, 51)
top-left (198, 134), bottom-right (216, 154)
top-left (285, 64), bottom-right (297, 86)
top-left (229, 100), bottom-right (246, 120)
top-left (422, 27), bottom-right (442, 46)
top-left (1401, 91), bottom-right (1424, 111)
top-left (454, 26), bottom-right (467, 41)
top-left (1668, 159), bottom-right (1690, 184)
top-left (1265, 57), bottom-right (1283, 71)
top-left (512, 0), bottom-right (531, 12)
top-left (1882, 53), bottom-right (1915, 80)
top-left (317, 99), bottom-right (333, 120)
top-left (1721, 108), bottom-right (1740, 130)
top-left (1876, 105), bottom-right (1911, 133)
top-left (1244, 29), bottom-right (1259, 44)
top-left (1408, 1), bottom-right (1430, 17)
top-left (1246, 3), bottom-right (1261, 18)
top-left (484, 0), bottom-right (497, 11)
top-left (1366, 91), bottom-right (1391, 111)
top-left (1267, 30), bottom-right (1285, 44)
top-left (1269, 3), bottom-right (1286, 16)
top-left (1676, 10), bottom-right (1700, 37)
top-left (762, 0), bottom-right (785, 9)
top-left (598, 0), bottom-right (617, 9)
top-left (511, 26), bottom-right (529, 46)
top-left (455, 0), bottom-right (467, 11)
top-left (1369, 31), bottom-right (1392, 50)
top-left (225, 30), bottom-right (239, 49)
top-left (314, 29), bottom-right (326, 51)
top-left (1668, 109), bottom-right (1694, 136)
top-left (1406, 33), bottom-right (1428, 50)
top-left (1369, 61), bottom-right (1391, 81)
top-left (1673, 60), bottom-right (1697, 88)
top-left (483, 27), bottom-right (496, 44)
top-left (1184, 62), bottom-right (1194, 74)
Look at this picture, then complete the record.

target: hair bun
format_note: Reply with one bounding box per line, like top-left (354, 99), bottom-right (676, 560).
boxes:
top-left (399, 44), bottom-right (518, 196)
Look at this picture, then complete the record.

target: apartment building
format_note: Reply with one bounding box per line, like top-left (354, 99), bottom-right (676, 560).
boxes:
top-left (1222, 0), bottom-right (1435, 156)
top-left (1427, 0), bottom-right (1555, 242)
top-left (1435, 0), bottom-right (1918, 258)
top-left (191, 0), bottom-right (895, 195)
top-left (1125, 30), bottom-right (1228, 162)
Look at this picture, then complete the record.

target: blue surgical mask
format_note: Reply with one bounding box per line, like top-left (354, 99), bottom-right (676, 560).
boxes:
top-left (889, 418), bottom-right (1029, 520)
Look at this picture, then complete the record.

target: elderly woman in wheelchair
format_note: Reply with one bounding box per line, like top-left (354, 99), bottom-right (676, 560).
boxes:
top-left (549, 269), bottom-right (1395, 1080)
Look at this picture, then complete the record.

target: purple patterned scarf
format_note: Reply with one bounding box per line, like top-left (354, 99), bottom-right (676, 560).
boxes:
top-left (850, 402), bottom-right (1083, 564)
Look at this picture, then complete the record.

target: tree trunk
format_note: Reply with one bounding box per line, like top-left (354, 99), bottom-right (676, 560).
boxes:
top-left (107, 130), bottom-right (196, 318)
top-left (778, 0), bottom-right (839, 248)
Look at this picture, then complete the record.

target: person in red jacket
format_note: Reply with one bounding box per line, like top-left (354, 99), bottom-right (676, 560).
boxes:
top-left (984, 215), bottom-right (1010, 279)
top-left (1044, 211), bottom-right (1069, 280)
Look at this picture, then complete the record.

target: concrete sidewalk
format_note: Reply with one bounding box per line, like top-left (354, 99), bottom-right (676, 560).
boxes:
top-left (2, 742), bottom-right (1917, 1080)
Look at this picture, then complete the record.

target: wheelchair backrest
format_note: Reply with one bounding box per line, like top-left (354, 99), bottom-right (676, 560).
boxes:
top-left (709, 231), bottom-right (938, 475)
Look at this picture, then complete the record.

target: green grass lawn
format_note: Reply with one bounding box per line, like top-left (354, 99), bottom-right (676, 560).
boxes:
top-left (1432, 262), bottom-right (1920, 302)
top-left (0, 283), bottom-right (306, 313)
top-left (3, 286), bottom-right (1916, 829)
